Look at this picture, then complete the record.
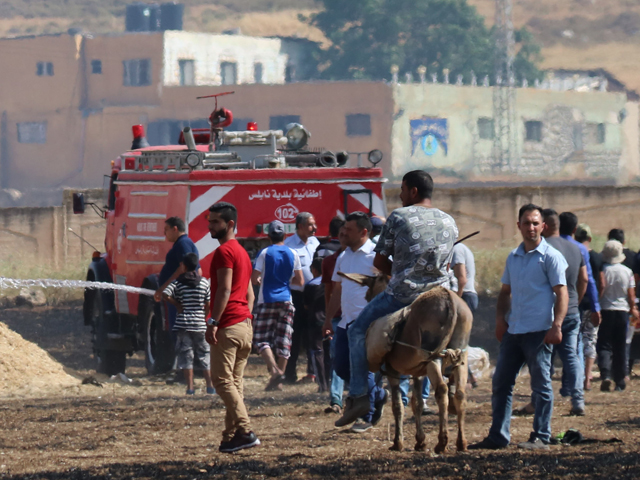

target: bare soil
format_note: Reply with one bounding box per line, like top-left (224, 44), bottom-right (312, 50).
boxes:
top-left (1, 299), bottom-right (639, 479)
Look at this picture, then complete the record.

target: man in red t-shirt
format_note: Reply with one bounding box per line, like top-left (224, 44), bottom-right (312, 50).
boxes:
top-left (206, 202), bottom-right (260, 453)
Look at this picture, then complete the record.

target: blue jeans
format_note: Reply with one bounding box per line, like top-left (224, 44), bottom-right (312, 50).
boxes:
top-left (329, 317), bottom-right (345, 407)
top-left (335, 325), bottom-right (386, 422)
top-left (489, 330), bottom-right (554, 446)
top-left (553, 313), bottom-right (584, 409)
top-left (399, 376), bottom-right (430, 406)
top-left (348, 292), bottom-right (409, 397)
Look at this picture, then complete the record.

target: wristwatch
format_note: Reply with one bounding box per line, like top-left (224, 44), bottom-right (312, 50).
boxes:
top-left (206, 318), bottom-right (219, 327)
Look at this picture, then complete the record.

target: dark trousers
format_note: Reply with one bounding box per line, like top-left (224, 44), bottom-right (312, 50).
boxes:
top-left (597, 310), bottom-right (629, 385)
top-left (334, 326), bottom-right (385, 423)
top-left (285, 290), bottom-right (311, 382)
top-left (308, 321), bottom-right (328, 391)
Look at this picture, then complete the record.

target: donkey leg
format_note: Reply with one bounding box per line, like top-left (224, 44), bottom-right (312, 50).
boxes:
top-left (388, 377), bottom-right (404, 451)
top-left (427, 360), bottom-right (449, 454)
top-left (411, 376), bottom-right (427, 451)
top-left (453, 354), bottom-right (469, 452)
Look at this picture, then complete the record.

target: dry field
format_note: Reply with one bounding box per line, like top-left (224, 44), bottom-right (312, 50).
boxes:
top-left (0, 300), bottom-right (639, 479)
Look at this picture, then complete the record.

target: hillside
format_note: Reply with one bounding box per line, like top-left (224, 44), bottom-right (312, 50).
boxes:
top-left (2, 0), bottom-right (640, 91)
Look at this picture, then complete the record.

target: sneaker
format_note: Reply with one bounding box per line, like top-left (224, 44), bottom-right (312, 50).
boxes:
top-left (371, 389), bottom-right (389, 426)
top-left (569, 406), bottom-right (585, 416)
top-left (186, 389), bottom-right (195, 395)
top-left (518, 435), bottom-right (550, 450)
top-left (335, 395), bottom-right (371, 427)
top-left (422, 399), bottom-right (435, 416)
top-left (219, 431), bottom-right (261, 453)
top-left (324, 404), bottom-right (342, 414)
top-left (468, 437), bottom-right (506, 450)
top-left (601, 378), bottom-right (613, 392)
top-left (206, 386), bottom-right (216, 395)
top-left (298, 374), bottom-right (316, 385)
top-left (350, 420), bottom-right (372, 433)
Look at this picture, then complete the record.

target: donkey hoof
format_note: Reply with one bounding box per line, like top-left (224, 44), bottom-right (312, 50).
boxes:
top-left (434, 442), bottom-right (447, 454)
top-left (456, 439), bottom-right (468, 452)
top-left (389, 442), bottom-right (404, 452)
top-left (414, 442), bottom-right (427, 452)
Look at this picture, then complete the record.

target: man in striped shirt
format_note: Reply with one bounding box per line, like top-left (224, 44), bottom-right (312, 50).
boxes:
top-left (163, 252), bottom-right (215, 395)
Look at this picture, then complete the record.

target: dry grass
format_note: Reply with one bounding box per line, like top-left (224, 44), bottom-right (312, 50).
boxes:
top-left (0, 256), bottom-right (88, 304)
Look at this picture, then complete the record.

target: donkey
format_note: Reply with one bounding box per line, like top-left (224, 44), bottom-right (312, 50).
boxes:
top-left (339, 273), bottom-right (473, 453)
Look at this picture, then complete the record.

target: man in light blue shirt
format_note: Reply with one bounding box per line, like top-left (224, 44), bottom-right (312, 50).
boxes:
top-left (470, 204), bottom-right (568, 451)
top-left (283, 212), bottom-right (320, 384)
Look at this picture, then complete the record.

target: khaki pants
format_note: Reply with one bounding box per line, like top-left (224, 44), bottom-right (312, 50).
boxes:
top-left (210, 319), bottom-right (253, 442)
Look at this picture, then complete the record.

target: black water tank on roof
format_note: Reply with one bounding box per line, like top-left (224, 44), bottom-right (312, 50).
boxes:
top-left (126, 3), bottom-right (161, 32)
top-left (149, 4), bottom-right (162, 31)
top-left (160, 3), bottom-right (184, 31)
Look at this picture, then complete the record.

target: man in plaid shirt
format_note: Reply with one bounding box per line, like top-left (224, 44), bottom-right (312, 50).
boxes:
top-left (251, 220), bottom-right (304, 390)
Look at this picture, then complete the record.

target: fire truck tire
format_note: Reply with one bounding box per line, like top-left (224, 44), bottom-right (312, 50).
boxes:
top-left (87, 288), bottom-right (127, 376)
top-left (139, 297), bottom-right (175, 375)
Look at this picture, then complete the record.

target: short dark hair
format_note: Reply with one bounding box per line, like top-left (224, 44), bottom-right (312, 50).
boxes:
top-left (311, 257), bottom-right (323, 274)
top-left (402, 170), bottom-right (434, 200)
top-left (295, 212), bottom-right (313, 229)
top-left (209, 202), bottom-right (237, 223)
top-left (165, 216), bottom-right (186, 233)
top-left (329, 216), bottom-right (345, 238)
top-left (270, 232), bottom-right (285, 243)
top-left (608, 228), bottom-right (625, 244)
top-left (518, 204), bottom-right (543, 221)
top-left (542, 208), bottom-right (559, 231)
top-left (346, 211), bottom-right (372, 233)
top-left (182, 252), bottom-right (199, 272)
top-left (559, 212), bottom-right (578, 236)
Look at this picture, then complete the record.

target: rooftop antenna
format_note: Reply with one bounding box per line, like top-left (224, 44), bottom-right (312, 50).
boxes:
top-left (493, 0), bottom-right (517, 171)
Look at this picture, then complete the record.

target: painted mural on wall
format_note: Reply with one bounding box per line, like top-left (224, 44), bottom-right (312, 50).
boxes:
top-left (410, 117), bottom-right (448, 157)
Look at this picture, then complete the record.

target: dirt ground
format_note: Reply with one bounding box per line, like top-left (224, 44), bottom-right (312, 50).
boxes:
top-left (1, 300), bottom-right (640, 479)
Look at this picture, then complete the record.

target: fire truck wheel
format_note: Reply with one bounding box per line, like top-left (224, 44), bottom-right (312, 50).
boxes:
top-left (87, 289), bottom-right (126, 376)
top-left (139, 297), bottom-right (175, 375)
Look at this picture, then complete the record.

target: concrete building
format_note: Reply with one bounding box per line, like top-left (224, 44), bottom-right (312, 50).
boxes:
top-left (0, 29), bottom-right (638, 206)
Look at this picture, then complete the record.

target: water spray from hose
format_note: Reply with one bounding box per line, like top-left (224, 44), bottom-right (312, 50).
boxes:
top-left (0, 277), bottom-right (155, 297)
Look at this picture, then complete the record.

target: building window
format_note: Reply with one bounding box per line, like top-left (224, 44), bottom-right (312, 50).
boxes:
top-left (254, 63), bottom-right (263, 84)
top-left (525, 120), bottom-right (542, 142)
top-left (91, 60), bottom-right (102, 74)
top-left (227, 118), bottom-right (254, 131)
top-left (585, 122), bottom-right (606, 145)
top-left (36, 62), bottom-right (54, 76)
top-left (220, 61), bottom-right (237, 85)
top-left (346, 114), bottom-right (372, 136)
top-left (178, 59), bottom-right (195, 86)
top-left (477, 117), bottom-right (494, 140)
top-left (17, 122), bottom-right (47, 144)
top-left (269, 115), bottom-right (301, 132)
top-left (123, 59), bottom-right (151, 86)
top-left (147, 119), bottom-right (209, 146)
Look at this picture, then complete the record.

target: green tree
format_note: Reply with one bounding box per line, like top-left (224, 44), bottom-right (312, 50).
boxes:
top-left (310, 0), bottom-right (541, 83)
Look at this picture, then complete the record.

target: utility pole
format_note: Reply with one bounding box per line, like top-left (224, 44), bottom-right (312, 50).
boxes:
top-left (493, 0), bottom-right (517, 171)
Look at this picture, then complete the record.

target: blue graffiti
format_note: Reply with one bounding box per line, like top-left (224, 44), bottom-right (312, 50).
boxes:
top-left (410, 117), bottom-right (448, 156)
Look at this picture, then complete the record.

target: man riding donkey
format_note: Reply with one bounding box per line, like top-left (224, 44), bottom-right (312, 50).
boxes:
top-left (336, 170), bottom-right (460, 429)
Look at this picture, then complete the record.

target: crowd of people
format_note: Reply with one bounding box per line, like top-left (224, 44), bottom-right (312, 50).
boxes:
top-left (153, 170), bottom-right (639, 454)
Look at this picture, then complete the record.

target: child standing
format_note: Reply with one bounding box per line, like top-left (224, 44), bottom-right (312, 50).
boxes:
top-left (163, 252), bottom-right (215, 395)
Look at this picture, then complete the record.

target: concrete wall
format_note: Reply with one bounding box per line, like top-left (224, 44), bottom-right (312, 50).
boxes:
top-left (391, 83), bottom-right (638, 182)
top-left (0, 189), bottom-right (106, 269)
top-left (387, 184), bottom-right (640, 250)
top-left (162, 31), bottom-right (288, 86)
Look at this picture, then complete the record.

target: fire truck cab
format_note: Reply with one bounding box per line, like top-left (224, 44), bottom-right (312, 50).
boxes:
top-left (76, 105), bottom-right (387, 375)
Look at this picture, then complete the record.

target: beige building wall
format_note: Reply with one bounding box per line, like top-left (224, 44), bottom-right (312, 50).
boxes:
top-left (391, 83), bottom-right (637, 182)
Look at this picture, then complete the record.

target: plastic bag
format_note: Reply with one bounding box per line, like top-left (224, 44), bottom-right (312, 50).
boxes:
top-left (467, 346), bottom-right (490, 380)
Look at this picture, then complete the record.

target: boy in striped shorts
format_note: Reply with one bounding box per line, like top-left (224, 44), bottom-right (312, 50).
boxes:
top-left (163, 252), bottom-right (215, 395)
top-left (251, 220), bottom-right (304, 390)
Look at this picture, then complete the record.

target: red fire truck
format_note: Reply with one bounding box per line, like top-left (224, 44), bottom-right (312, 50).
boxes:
top-left (75, 99), bottom-right (387, 375)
